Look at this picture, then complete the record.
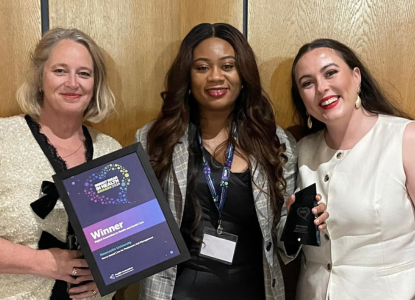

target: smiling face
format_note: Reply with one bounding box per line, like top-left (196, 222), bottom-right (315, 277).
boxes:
top-left (294, 47), bottom-right (361, 126)
top-left (41, 39), bottom-right (94, 118)
top-left (190, 37), bottom-right (242, 113)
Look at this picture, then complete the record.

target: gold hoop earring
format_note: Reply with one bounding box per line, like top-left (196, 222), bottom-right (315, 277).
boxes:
top-left (306, 111), bottom-right (312, 129)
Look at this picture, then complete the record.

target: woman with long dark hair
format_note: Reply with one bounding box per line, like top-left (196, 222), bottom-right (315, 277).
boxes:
top-left (291, 38), bottom-right (415, 299)
top-left (135, 23), bottom-right (327, 300)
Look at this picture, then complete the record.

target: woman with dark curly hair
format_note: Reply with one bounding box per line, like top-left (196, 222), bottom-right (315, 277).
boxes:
top-left (135, 23), bottom-right (327, 300)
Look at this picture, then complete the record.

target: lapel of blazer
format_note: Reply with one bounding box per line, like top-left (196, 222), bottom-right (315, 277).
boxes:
top-left (171, 129), bottom-right (189, 225)
top-left (250, 157), bottom-right (272, 243)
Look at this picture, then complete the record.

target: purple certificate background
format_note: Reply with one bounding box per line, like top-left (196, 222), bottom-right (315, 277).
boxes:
top-left (63, 153), bottom-right (156, 227)
top-left (94, 221), bottom-right (179, 285)
top-left (62, 153), bottom-right (180, 285)
top-left (83, 199), bottom-right (165, 251)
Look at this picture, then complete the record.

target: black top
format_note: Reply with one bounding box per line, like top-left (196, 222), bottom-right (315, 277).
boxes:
top-left (26, 115), bottom-right (93, 300)
top-left (172, 148), bottom-right (265, 300)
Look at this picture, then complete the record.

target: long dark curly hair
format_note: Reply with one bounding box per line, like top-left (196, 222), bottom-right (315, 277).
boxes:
top-left (291, 38), bottom-right (410, 136)
top-left (147, 23), bottom-right (288, 236)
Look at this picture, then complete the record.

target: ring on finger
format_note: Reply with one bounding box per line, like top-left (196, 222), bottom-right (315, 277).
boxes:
top-left (72, 267), bottom-right (77, 276)
top-left (92, 289), bottom-right (97, 298)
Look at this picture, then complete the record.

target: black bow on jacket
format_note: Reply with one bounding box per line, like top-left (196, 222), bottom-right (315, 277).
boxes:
top-left (31, 181), bottom-right (60, 219)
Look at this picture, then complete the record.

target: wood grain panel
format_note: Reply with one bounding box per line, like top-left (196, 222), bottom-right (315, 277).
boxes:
top-left (49, 0), bottom-right (243, 147)
top-left (249, 0), bottom-right (415, 131)
top-left (0, 0), bottom-right (41, 117)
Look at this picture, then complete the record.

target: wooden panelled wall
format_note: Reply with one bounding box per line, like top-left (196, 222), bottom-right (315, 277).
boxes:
top-left (0, 1), bottom-right (41, 117)
top-left (48, 0), bottom-right (244, 145)
top-left (1, 0), bottom-right (415, 299)
top-left (249, 0), bottom-right (415, 131)
top-left (2, 1), bottom-right (415, 145)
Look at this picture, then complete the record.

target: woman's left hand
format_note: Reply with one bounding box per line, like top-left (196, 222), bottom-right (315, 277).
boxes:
top-left (312, 194), bottom-right (329, 231)
top-left (68, 281), bottom-right (99, 299)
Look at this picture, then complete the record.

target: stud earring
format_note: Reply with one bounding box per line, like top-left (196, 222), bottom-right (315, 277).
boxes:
top-left (306, 111), bottom-right (312, 129)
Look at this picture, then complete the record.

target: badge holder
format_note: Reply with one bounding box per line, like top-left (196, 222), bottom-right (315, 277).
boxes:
top-left (200, 224), bottom-right (238, 265)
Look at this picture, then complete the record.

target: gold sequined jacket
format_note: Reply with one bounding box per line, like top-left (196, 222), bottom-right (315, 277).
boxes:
top-left (0, 115), bottom-right (121, 300)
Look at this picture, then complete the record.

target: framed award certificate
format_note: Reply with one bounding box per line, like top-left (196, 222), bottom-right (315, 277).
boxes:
top-left (53, 143), bottom-right (190, 296)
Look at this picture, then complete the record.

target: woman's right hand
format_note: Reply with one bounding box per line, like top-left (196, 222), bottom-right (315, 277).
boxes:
top-left (38, 248), bottom-right (91, 283)
top-left (286, 194), bottom-right (329, 231)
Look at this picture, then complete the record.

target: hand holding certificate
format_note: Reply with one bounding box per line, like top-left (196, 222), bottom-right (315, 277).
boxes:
top-left (53, 143), bottom-right (190, 296)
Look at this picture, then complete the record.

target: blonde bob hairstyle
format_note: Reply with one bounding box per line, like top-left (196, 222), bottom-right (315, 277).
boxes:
top-left (17, 27), bottom-right (115, 123)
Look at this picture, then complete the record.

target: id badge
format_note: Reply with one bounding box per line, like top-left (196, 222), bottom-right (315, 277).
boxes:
top-left (200, 227), bottom-right (238, 265)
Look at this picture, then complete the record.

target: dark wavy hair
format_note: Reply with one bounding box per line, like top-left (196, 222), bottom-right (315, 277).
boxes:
top-left (291, 38), bottom-right (410, 135)
top-left (147, 23), bottom-right (287, 236)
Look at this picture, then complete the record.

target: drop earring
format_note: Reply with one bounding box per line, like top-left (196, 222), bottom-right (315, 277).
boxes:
top-left (306, 111), bottom-right (312, 129)
top-left (355, 95), bottom-right (361, 109)
top-left (355, 86), bottom-right (361, 109)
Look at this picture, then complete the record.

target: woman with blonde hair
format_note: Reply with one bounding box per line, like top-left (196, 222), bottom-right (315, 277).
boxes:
top-left (0, 28), bottom-right (120, 299)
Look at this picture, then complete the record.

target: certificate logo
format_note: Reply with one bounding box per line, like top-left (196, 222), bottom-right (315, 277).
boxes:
top-left (84, 164), bottom-right (131, 204)
top-left (95, 176), bottom-right (120, 193)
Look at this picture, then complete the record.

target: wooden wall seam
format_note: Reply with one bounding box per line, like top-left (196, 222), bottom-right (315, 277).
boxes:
top-left (41, 0), bottom-right (49, 33)
top-left (243, 0), bottom-right (248, 37)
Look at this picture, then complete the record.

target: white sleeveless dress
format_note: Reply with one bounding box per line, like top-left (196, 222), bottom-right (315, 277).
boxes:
top-left (296, 114), bottom-right (415, 300)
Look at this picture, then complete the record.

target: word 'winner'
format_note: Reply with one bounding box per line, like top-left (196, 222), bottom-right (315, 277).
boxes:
top-left (94, 176), bottom-right (120, 194)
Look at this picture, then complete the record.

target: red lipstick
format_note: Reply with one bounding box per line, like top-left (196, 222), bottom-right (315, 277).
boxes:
top-left (319, 95), bottom-right (340, 110)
